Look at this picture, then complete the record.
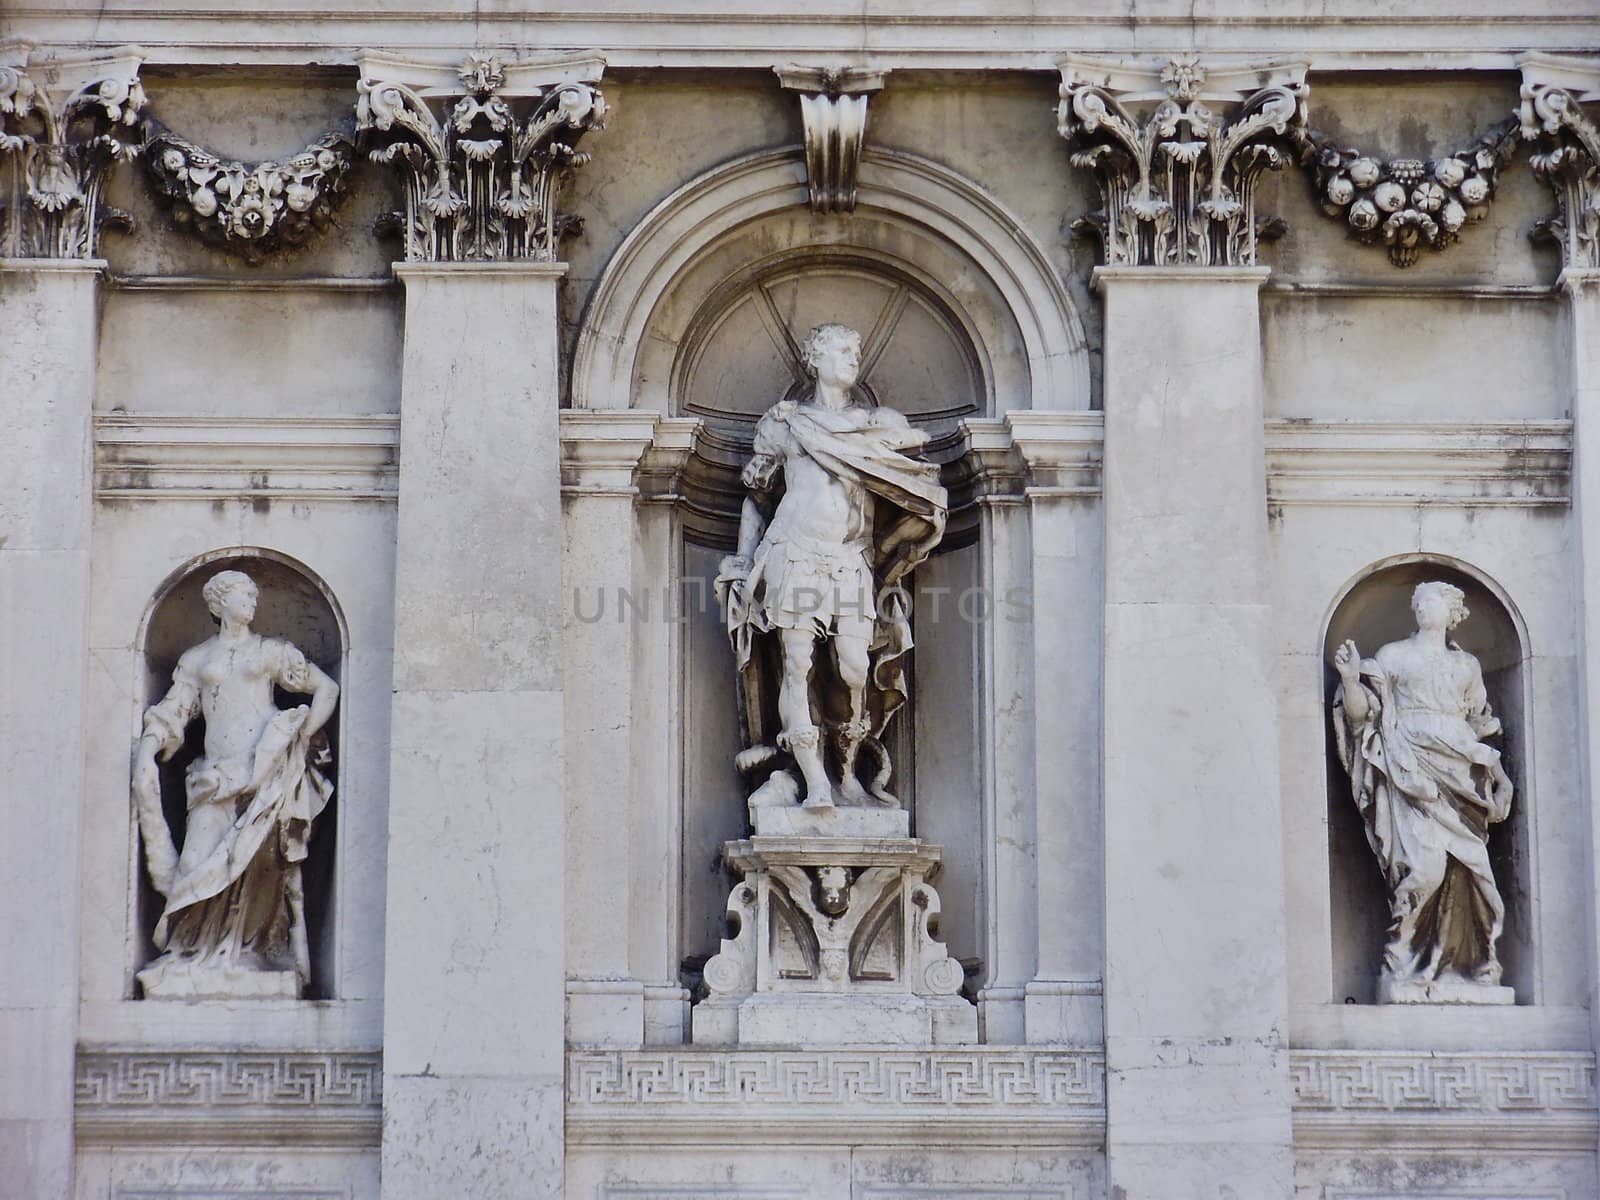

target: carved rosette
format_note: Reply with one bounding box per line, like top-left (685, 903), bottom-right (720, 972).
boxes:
top-left (144, 128), bottom-right (356, 263)
top-left (1297, 120), bottom-right (1519, 268)
top-left (775, 66), bottom-right (887, 214)
top-left (1057, 55), bottom-right (1307, 267)
top-left (355, 52), bottom-right (606, 262)
top-left (0, 51), bottom-right (145, 258)
top-left (1518, 55), bottom-right (1600, 271)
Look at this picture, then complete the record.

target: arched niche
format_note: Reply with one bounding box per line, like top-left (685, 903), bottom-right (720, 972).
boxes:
top-left (1321, 555), bottom-right (1536, 1004)
top-left (132, 548), bottom-right (347, 999)
top-left (571, 146), bottom-right (1091, 417)
top-left (575, 147), bottom-right (1087, 1009)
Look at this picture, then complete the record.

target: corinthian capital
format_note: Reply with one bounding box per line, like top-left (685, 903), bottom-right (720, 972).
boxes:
top-left (355, 50), bottom-right (606, 263)
top-left (0, 47), bottom-right (145, 259)
top-left (1057, 54), bottom-right (1307, 267)
top-left (1518, 53), bottom-right (1600, 272)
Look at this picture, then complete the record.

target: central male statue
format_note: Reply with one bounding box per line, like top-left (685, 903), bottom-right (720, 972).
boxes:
top-left (717, 323), bottom-right (947, 811)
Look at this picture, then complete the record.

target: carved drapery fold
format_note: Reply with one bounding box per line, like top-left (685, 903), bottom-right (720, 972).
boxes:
top-left (355, 51), bottom-right (606, 262)
top-left (1518, 54), bottom-right (1600, 272)
top-left (1057, 55), bottom-right (1307, 267)
top-left (0, 49), bottom-right (144, 258)
top-left (775, 66), bottom-right (887, 214)
top-left (144, 127), bottom-right (356, 263)
top-left (1296, 118), bottom-right (1519, 268)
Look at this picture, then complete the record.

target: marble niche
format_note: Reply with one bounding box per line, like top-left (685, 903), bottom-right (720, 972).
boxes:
top-left (693, 321), bottom-right (976, 1046)
top-left (133, 558), bottom-right (344, 1000)
top-left (1326, 562), bottom-right (1529, 1006)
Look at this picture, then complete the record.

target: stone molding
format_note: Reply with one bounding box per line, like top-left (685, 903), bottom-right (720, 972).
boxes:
top-left (1057, 54), bottom-right (1307, 267)
top-left (144, 126), bottom-right (356, 262)
top-left (0, 47), bottom-right (144, 258)
top-left (94, 413), bottom-right (399, 501)
top-left (355, 50), bottom-right (606, 263)
top-left (14, 9), bottom-right (1597, 73)
top-left (559, 410), bottom-right (703, 501)
top-left (775, 65), bottom-right (887, 214)
top-left (1295, 116), bottom-right (1520, 268)
top-left (75, 1050), bottom-right (382, 1147)
top-left (958, 414), bottom-right (1104, 506)
top-left (1264, 419), bottom-right (1572, 508)
top-left (566, 1049), bottom-right (1106, 1146)
top-left (1519, 53), bottom-right (1600, 271)
top-left (1290, 1050), bottom-right (1598, 1150)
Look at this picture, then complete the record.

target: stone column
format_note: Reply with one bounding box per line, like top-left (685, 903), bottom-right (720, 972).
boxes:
top-left (1097, 266), bottom-right (1291, 1194)
top-left (381, 262), bottom-right (569, 1198)
top-left (0, 258), bottom-right (101, 1200)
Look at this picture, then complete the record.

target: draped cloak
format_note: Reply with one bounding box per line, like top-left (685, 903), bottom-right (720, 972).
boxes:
top-left (1333, 643), bottom-right (1511, 987)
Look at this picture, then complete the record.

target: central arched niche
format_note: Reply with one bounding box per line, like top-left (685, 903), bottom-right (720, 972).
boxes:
top-left (674, 248), bottom-right (986, 440)
top-left (573, 146), bottom-right (1091, 1019)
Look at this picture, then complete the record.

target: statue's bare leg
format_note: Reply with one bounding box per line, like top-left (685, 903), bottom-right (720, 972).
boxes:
top-left (832, 633), bottom-right (874, 806)
top-left (778, 628), bottom-right (831, 807)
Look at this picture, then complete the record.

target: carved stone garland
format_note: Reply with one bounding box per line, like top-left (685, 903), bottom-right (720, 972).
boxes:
top-left (356, 53), bottom-right (606, 262)
top-left (1057, 55), bottom-right (1307, 267)
top-left (144, 127), bottom-right (356, 263)
top-left (1518, 57), bottom-right (1600, 271)
top-left (1296, 119), bottom-right (1520, 267)
top-left (0, 52), bottom-right (145, 258)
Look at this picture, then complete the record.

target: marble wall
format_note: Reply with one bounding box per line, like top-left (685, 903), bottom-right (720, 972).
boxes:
top-left (2, 9), bottom-right (1600, 1199)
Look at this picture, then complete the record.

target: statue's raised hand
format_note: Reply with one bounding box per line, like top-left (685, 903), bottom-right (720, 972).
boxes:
top-left (1333, 638), bottom-right (1363, 686)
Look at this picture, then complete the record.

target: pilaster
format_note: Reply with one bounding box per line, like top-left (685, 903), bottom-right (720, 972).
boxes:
top-left (0, 257), bottom-right (104, 1200)
top-left (1095, 265), bottom-right (1292, 1195)
top-left (381, 260), bottom-right (570, 1198)
top-left (1521, 51), bottom-right (1600, 1100)
top-left (560, 410), bottom-right (669, 1048)
top-left (1008, 412), bottom-right (1107, 1047)
top-left (958, 421), bottom-right (1036, 1044)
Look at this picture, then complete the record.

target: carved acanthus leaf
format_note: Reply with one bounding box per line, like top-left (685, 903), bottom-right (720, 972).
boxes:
top-left (1057, 55), bottom-right (1307, 267)
top-left (0, 50), bottom-right (145, 258)
top-left (1517, 55), bottom-right (1600, 271)
top-left (144, 127), bottom-right (356, 263)
top-left (1295, 117), bottom-right (1520, 268)
top-left (355, 52), bottom-right (606, 262)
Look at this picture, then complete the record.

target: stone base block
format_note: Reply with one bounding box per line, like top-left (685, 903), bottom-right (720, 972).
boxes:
top-left (733, 994), bottom-right (976, 1046)
top-left (136, 958), bottom-right (300, 1000)
top-left (1378, 977), bottom-right (1516, 1005)
top-left (752, 805), bottom-right (910, 838)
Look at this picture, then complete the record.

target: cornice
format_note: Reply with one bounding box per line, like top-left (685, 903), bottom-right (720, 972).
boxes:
top-left (9, 11), bottom-right (1600, 72)
top-left (94, 412), bottom-right (399, 501)
top-left (1264, 419), bottom-right (1572, 508)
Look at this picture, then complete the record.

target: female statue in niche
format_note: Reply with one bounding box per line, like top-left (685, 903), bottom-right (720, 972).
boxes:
top-left (131, 568), bottom-right (339, 999)
top-left (1331, 579), bottom-right (1516, 1004)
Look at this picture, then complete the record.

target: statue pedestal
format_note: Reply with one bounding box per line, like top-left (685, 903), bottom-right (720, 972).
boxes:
top-left (691, 835), bottom-right (977, 1047)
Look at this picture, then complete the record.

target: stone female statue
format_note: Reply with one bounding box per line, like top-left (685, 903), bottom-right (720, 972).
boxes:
top-left (1331, 579), bottom-right (1516, 1003)
top-left (131, 569), bottom-right (339, 999)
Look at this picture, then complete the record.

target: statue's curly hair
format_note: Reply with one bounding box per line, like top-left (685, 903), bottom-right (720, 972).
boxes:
top-left (799, 323), bottom-right (861, 378)
top-left (1413, 579), bottom-right (1469, 629)
top-left (202, 569), bottom-right (258, 619)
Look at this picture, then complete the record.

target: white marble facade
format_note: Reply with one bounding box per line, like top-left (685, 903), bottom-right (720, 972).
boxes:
top-left (4, 5), bottom-right (1600, 1199)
